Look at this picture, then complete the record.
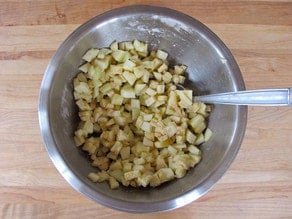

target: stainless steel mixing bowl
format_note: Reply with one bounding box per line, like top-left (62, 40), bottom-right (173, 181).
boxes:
top-left (38, 5), bottom-right (247, 213)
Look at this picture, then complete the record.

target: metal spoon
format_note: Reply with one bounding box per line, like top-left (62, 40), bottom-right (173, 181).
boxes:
top-left (192, 88), bottom-right (292, 106)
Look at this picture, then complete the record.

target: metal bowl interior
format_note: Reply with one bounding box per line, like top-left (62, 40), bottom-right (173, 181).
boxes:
top-left (38, 5), bottom-right (247, 213)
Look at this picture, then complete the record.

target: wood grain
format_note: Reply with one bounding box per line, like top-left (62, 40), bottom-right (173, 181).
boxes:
top-left (0, 0), bottom-right (291, 218)
top-left (1, 1), bottom-right (291, 26)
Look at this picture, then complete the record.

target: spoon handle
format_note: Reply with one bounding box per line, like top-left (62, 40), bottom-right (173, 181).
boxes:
top-left (194, 88), bottom-right (292, 106)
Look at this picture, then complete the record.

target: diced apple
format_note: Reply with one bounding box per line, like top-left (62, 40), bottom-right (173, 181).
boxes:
top-left (124, 170), bottom-right (140, 181)
top-left (88, 65), bottom-right (103, 81)
top-left (133, 66), bottom-right (148, 79)
top-left (143, 136), bottom-right (154, 147)
top-left (186, 129), bottom-right (196, 144)
top-left (110, 41), bottom-right (118, 51)
top-left (188, 145), bottom-right (200, 155)
top-left (141, 122), bottom-right (152, 133)
top-left (88, 172), bottom-right (101, 182)
top-left (132, 108), bottom-right (140, 120)
top-left (142, 70), bottom-right (150, 83)
top-left (107, 64), bottom-right (123, 75)
top-left (112, 50), bottom-right (130, 62)
top-left (176, 90), bottom-right (193, 108)
top-left (156, 49), bottom-right (168, 60)
top-left (135, 115), bottom-right (144, 129)
top-left (153, 72), bottom-right (162, 81)
top-left (133, 40), bottom-right (148, 53)
top-left (131, 99), bottom-right (140, 109)
top-left (152, 100), bottom-right (164, 108)
top-left (154, 140), bottom-right (169, 149)
top-left (166, 91), bottom-right (178, 114)
top-left (166, 122), bottom-right (177, 137)
top-left (97, 48), bottom-right (112, 59)
top-left (109, 177), bottom-right (119, 189)
top-left (156, 168), bottom-right (175, 184)
top-left (120, 146), bottom-right (131, 160)
top-left (122, 71), bottom-right (137, 86)
top-left (134, 83), bottom-right (147, 95)
top-left (121, 84), bottom-right (135, 98)
top-left (156, 84), bottom-right (165, 94)
top-left (82, 48), bottom-right (99, 62)
top-left (74, 82), bottom-right (91, 95)
top-left (194, 133), bottom-right (205, 145)
top-left (93, 55), bottom-right (111, 71)
top-left (143, 113), bottom-right (153, 121)
top-left (111, 141), bottom-right (123, 154)
top-left (194, 122), bottom-right (206, 134)
top-left (158, 63), bottom-right (168, 73)
top-left (153, 58), bottom-right (163, 70)
top-left (145, 88), bottom-right (157, 96)
top-left (145, 96), bottom-right (156, 107)
top-left (114, 116), bottom-right (128, 127)
top-left (79, 62), bottom-right (90, 73)
top-left (162, 71), bottom-right (172, 83)
top-left (111, 93), bottom-right (124, 105)
top-left (123, 59), bottom-right (136, 71)
top-left (204, 128), bottom-right (213, 142)
top-left (179, 75), bottom-right (186, 84)
top-left (100, 82), bottom-right (113, 94)
top-left (142, 60), bottom-right (155, 70)
top-left (189, 114), bottom-right (204, 130)
top-left (174, 65), bottom-right (187, 75)
top-left (119, 41), bottom-right (134, 51)
top-left (172, 74), bottom-right (180, 84)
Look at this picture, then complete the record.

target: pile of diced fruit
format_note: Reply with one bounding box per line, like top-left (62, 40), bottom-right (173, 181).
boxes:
top-left (73, 40), bottom-right (212, 189)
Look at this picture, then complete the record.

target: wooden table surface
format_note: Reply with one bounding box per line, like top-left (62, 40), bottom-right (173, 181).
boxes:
top-left (0, 1), bottom-right (291, 218)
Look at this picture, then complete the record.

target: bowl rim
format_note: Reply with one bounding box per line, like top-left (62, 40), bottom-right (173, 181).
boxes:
top-left (38, 5), bottom-right (247, 213)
